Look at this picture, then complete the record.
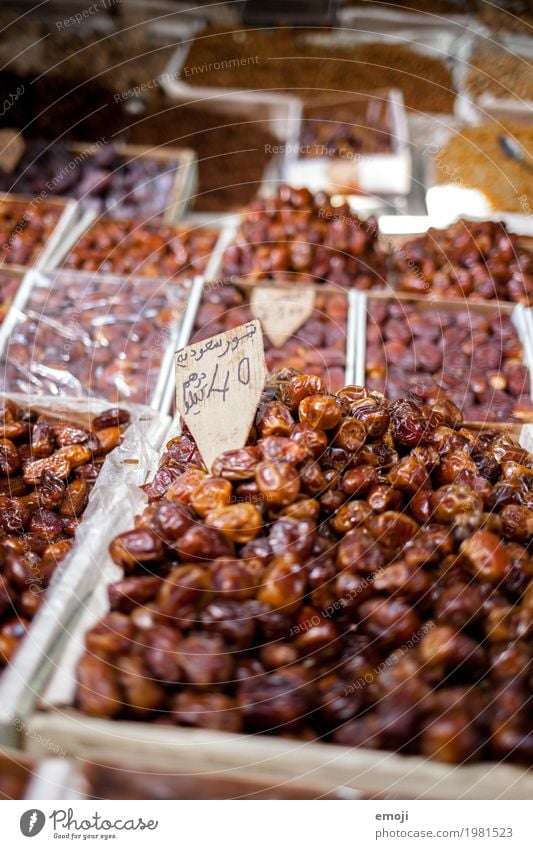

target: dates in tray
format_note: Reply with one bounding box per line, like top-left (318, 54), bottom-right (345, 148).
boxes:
top-left (76, 372), bottom-right (532, 767)
top-left (366, 301), bottom-right (532, 423)
top-left (1, 272), bottom-right (190, 405)
top-left (0, 140), bottom-right (179, 221)
top-left (300, 95), bottom-right (393, 159)
top-left (192, 284), bottom-right (348, 393)
top-left (222, 185), bottom-right (386, 289)
top-left (0, 400), bottom-right (130, 667)
top-left (396, 219), bottom-right (533, 305)
top-left (0, 199), bottom-right (63, 267)
top-left (64, 217), bottom-right (219, 277)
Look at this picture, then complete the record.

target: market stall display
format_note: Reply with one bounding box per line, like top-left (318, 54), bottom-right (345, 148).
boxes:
top-left (70, 373), bottom-right (533, 768)
top-left (0, 0), bottom-right (532, 806)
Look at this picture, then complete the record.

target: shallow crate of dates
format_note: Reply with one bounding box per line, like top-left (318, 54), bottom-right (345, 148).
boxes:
top-left (49, 209), bottom-right (235, 281)
top-left (0, 142), bottom-right (197, 226)
top-left (0, 395), bottom-right (170, 746)
top-left (284, 88), bottom-right (411, 198)
top-left (221, 186), bottom-right (389, 290)
top-left (65, 142), bottom-right (197, 226)
top-left (0, 195), bottom-right (78, 272)
top-left (13, 372), bottom-right (533, 800)
top-left (386, 219), bottom-right (533, 306)
top-left (360, 293), bottom-right (533, 427)
top-left (0, 268), bottom-right (194, 411)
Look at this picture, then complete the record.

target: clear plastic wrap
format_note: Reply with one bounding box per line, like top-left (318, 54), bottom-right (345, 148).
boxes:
top-left (0, 270), bottom-right (192, 408)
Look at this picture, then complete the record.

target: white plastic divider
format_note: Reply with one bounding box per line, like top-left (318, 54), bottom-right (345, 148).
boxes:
top-left (43, 208), bottom-right (96, 273)
top-left (200, 213), bottom-right (241, 282)
top-left (34, 200), bottom-right (80, 273)
top-left (24, 760), bottom-right (87, 801)
top-left (524, 308), bottom-right (533, 397)
top-left (348, 289), bottom-right (368, 387)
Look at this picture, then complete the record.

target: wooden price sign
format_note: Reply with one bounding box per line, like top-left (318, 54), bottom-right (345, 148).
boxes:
top-left (175, 319), bottom-right (267, 471)
top-left (250, 285), bottom-right (315, 348)
top-left (0, 130), bottom-right (25, 173)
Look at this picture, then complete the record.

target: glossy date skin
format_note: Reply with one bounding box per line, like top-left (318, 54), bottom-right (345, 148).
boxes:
top-left (366, 300), bottom-right (532, 423)
top-left (396, 219), bottom-right (533, 305)
top-left (64, 218), bottom-right (218, 277)
top-left (77, 373), bottom-right (533, 765)
top-left (221, 186), bottom-right (386, 289)
top-left (0, 401), bottom-right (130, 667)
